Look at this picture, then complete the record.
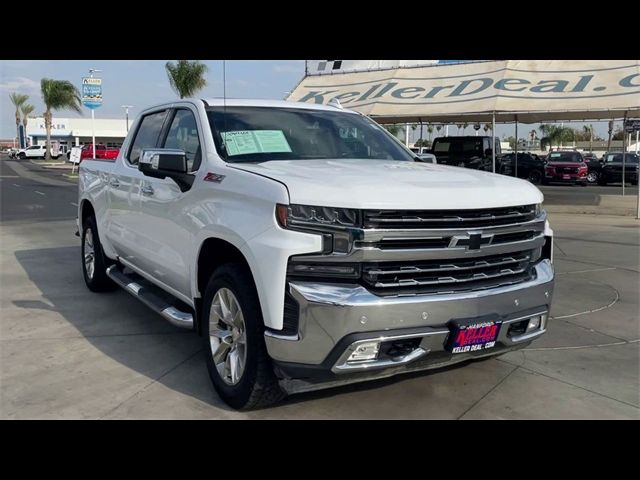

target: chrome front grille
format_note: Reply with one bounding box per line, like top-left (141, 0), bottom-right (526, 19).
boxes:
top-left (363, 205), bottom-right (537, 229)
top-left (288, 204), bottom-right (547, 297)
top-left (362, 251), bottom-right (537, 296)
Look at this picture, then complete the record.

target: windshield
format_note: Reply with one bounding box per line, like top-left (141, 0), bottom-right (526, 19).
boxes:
top-left (605, 153), bottom-right (639, 163)
top-left (548, 152), bottom-right (583, 163)
top-left (432, 138), bottom-right (483, 155)
top-left (206, 107), bottom-right (414, 163)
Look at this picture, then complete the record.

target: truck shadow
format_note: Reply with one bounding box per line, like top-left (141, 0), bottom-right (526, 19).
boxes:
top-left (13, 246), bottom-right (470, 414)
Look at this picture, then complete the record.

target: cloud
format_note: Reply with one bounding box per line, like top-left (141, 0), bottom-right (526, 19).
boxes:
top-left (0, 76), bottom-right (41, 94)
top-left (273, 64), bottom-right (302, 74)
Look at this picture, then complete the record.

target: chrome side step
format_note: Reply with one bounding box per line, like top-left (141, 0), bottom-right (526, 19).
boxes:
top-left (106, 265), bottom-right (194, 329)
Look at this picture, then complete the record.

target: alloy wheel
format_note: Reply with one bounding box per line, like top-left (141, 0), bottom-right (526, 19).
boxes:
top-left (84, 228), bottom-right (95, 280)
top-left (209, 288), bottom-right (247, 385)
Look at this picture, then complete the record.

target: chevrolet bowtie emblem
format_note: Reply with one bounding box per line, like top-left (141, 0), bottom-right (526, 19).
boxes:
top-left (449, 232), bottom-right (494, 250)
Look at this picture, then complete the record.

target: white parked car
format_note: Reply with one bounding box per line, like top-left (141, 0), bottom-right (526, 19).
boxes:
top-left (77, 98), bottom-right (555, 409)
top-left (17, 145), bottom-right (60, 160)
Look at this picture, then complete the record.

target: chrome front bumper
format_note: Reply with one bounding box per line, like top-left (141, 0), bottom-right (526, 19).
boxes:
top-left (265, 260), bottom-right (554, 381)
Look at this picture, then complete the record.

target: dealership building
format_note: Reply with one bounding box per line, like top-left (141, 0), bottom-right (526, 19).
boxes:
top-left (25, 117), bottom-right (129, 153)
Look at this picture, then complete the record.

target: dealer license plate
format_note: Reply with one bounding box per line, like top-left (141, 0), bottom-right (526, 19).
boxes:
top-left (563, 174), bottom-right (571, 179)
top-left (445, 317), bottom-right (502, 354)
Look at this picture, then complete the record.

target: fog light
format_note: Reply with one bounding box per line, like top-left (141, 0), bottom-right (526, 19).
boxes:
top-left (347, 341), bottom-right (380, 362)
top-left (527, 315), bottom-right (542, 331)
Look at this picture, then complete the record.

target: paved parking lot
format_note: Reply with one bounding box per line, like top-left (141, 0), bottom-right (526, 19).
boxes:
top-left (1, 156), bottom-right (638, 419)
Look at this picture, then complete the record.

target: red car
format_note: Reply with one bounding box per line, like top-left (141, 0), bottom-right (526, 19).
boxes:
top-left (80, 144), bottom-right (120, 161)
top-left (542, 151), bottom-right (588, 186)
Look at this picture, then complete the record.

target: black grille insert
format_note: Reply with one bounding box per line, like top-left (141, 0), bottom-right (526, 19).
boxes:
top-left (362, 251), bottom-right (537, 296)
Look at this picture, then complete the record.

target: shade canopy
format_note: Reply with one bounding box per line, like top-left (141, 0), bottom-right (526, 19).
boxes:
top-left (287, 60), bottom-right (640, 124)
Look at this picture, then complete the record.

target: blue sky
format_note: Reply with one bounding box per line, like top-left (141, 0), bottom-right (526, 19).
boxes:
top-left (0, 60), bottom-right (619, 141)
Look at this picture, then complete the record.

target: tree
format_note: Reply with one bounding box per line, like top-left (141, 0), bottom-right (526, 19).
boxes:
top-left (540, 125), bottom-right (574, 151)
top-left (21, 104), bottom-right (35, 147)
top-left (483, 124), bottom-right (490, 134)
top-left (612, 127), bottom-right (626, 141)
top-left (538, 124), bottom-right (549, 139)
top-left (427, 125), bottom-right (434, 143)
top-left (165, 60), bottom-right (208, 99)
top-left (41, 78), bottom-right (81, 161)
top-left (9, 93), bottom-right (29, 147)
top-left (383, 124), bottom-right (401, 136)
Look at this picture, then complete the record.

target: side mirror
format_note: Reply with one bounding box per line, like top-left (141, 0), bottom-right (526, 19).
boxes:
top-left (139, 149), bottom-right (192, 191)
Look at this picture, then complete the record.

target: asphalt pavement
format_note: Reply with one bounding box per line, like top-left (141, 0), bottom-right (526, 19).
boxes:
top-left (1, 155), bottom-right (638, 419)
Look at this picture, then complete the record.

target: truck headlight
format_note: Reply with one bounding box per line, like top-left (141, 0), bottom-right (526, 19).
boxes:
top-left (276, 204), bottom-right (360, 228)
top-left (534, 203), bottom-right (542, 217)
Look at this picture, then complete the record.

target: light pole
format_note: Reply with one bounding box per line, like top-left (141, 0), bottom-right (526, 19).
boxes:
top-left (88, 68), bottom-right (102, 159)
top-left (121, 105), bottom-right (133, 132)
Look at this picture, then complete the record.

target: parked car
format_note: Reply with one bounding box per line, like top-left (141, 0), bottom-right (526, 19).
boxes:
top-left (17, 145), bottom-right (60, 160)
top-left (542, 151), bottom-right (588, 186)
top-left (77, 98), bottom-right (554, 409)
top-left (430, 136), bottom-right (501, 171)
top-left (498, 152), bottom-right (545, 184)
top-left (580, 152), bottom-right (602, 183)
top-left (80, 144), bottom-right (120, 161)
top-left (597, 152), bottom-right (639, 186)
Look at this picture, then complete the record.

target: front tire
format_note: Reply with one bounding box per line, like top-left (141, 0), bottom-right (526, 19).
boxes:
top-left (202, 264), bottom-right (285, 410)
top-left (586, 171), bottom-right (598, 184)
top-left (528, 170), bottom-right (542, 185)
top-left (18, 153), bottom-right (25, 160)
top-left (81, 215), bottom-right (116, 292)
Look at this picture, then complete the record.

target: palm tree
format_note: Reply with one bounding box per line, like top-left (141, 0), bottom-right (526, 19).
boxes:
top-left (427, 125), bottom-right (434, 144)
top-left (9, 93), bottom-right (29, 148)
top-left (21, 104), bottom-right (35, 147)
top-left (41, 78), bottom-right (81, 161)
top-left (584, 124), bottom-right (594, 152)
top-left (483, 124), bottom-right (490, 134)
top-left (383, 124), bottom-right (401, 137)
top-left (165, 60), bottom-right (208, 99)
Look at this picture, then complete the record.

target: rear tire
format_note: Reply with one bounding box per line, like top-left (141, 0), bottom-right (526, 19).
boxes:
top-left (202, 263), bottom-right (285, 410)
top-left (81, 215), bottom-right (116, 292)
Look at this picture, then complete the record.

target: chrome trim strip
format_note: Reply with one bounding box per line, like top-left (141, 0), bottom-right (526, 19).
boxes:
top-left (289, 259), bottom-right (553, 306)
top-left (361, 217), bottom-right (545, 241)
top-left (264, 330), bottom-right (300, 341)
top-left (363, 254), bottom-right (530, 276)
top-left (301, 234), bottom-right (546, 262)
top-left (371, 266), bottom-right (529, 288)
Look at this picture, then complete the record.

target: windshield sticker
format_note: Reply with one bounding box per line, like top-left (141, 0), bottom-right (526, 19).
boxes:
top-left (222, 130), bottom-right (292, 156)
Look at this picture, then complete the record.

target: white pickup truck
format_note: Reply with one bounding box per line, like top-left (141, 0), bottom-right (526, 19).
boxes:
top-left (78, 98), bottom-right (555, 409)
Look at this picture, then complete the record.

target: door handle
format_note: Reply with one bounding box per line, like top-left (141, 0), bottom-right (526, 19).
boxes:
top-left (141, 185), bottom-right (155, 196)
top-left (109, 178), bottom-right (120, 188)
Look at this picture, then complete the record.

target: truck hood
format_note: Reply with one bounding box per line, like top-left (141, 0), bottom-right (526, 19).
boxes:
top-left (546, 162), bottom-right (585, 167)
top-left (231, 159), bottom-right (544, 210)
